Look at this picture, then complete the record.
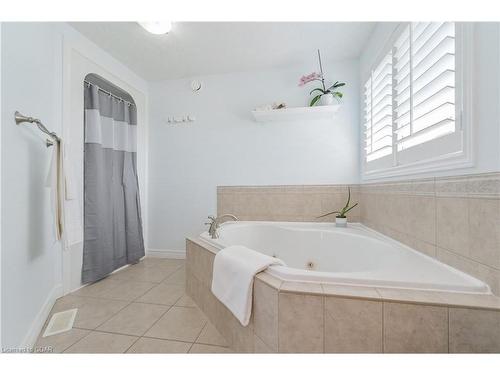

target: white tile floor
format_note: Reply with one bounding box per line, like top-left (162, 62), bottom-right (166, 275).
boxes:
top-left (34, 258), bottom-right (231, 353)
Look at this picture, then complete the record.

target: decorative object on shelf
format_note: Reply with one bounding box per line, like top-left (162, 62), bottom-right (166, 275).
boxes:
top-left (191, 80), bottom-right (202, 92)
top-left (299, 49), bottom-right (346, 107)
top-left (254, 102), bottom-right (287, 112)
top-left (316, 187), bottom-right (358, 227)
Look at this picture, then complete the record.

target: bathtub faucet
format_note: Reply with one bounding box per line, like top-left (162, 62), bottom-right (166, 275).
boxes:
top-left (205, 214), bottom-right (239, 239)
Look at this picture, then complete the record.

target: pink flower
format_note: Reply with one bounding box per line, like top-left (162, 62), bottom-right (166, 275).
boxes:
top-left (298, 72), bottom-right (322, 86)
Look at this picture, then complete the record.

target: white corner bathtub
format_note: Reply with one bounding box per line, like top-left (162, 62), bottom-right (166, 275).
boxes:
top-left (200, 221), bottom-right (491, 294)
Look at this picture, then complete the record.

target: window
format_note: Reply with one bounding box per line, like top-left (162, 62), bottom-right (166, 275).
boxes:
top-left (363, 22), bottom-right (472, 177)
top-left (365, 52), bottom-right (393, 162)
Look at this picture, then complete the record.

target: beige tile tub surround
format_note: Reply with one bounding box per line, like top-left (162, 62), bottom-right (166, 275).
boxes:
top-left (324, 297), bottom-right (382, 353)
top-left (278, 292), bottom-right (324, 353)
top-left (217, 173), bottom-right (499, 295)
top-left (383, 303), bottom-right (448, 353)
top-left (360, 172), bottom-right (500, 295)
top-left (186, 237), bottom-right (500, 353)
top-left (217, 185), bottom-right (361, 223)
top-left (449, 307), bottom-right (500, 353)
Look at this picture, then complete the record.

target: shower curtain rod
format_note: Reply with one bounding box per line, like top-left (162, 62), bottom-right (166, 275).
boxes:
top-left (84, 80), bottom-right (135, 107)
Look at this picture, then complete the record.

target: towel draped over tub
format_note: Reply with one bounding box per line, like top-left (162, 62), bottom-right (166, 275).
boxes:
top-left (211, 245), bottom-right (285, 326)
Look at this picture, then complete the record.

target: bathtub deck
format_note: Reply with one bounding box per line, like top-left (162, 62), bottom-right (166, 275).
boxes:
top-left (186, 236), bottom-right (500, 353)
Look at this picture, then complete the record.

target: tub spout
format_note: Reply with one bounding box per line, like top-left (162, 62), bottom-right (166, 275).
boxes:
top-left (205, 214), bottom-right (239, 239)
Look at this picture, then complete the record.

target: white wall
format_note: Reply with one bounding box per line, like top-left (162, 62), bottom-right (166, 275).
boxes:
top-left (359, 22), bottom-right (500, 181)
top-left (1, 22), bottom-right (64, 349)
top-left (148, 61), bottom-right (360, 252)
top-left (0, 22), bottom-right (149, 349)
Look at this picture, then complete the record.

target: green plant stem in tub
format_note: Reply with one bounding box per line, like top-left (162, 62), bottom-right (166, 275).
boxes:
top-left (317, 187), bottom-right (358, 219)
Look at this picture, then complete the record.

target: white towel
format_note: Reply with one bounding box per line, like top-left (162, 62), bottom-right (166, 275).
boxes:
top-left (211, 245), bottom-right (285, 326)
top-left (61, 144), bottom-right (83, 248)
top-left (45, 140), bottom-right (83, 247)
top-left (45, 141), bottom-right (63, 240)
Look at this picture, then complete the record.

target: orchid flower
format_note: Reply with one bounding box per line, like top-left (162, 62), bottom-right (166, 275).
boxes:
top-left (298, 72), bottom-right (323, 87)
top-left (298, 50), bottom-right (346, 106)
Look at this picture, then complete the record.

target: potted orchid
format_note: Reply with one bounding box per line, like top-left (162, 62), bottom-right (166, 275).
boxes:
top-left (299, 50), bottom-right (346, 106)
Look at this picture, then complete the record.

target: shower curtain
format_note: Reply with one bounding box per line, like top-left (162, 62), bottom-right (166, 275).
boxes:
top-left (82, 84), bottom-right (145, 283)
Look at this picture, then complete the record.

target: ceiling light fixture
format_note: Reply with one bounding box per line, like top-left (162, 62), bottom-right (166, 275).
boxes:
top-left (138, 22), bottom-right (172, 35)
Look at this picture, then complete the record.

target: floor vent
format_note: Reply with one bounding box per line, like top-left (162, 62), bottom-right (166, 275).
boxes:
top-left (43, 308), bottom-right (78, 337)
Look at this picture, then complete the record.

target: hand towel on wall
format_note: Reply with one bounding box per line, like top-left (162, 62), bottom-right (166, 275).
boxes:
top-left (45, 140), bottom-right (83, 247)
top-left (45, 141), bottom-right (63, 240)
top-left (62, 143), bottom-right (83, 248)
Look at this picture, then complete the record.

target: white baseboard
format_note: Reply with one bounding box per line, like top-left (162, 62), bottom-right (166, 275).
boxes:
top-left (146, 248), bottom-right (186, 259)
top-left (21, 283), bottom-right (63, 349)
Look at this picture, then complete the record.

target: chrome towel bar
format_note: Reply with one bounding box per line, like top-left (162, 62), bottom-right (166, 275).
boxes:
top-left (14, 111), bottom-right (60, 147)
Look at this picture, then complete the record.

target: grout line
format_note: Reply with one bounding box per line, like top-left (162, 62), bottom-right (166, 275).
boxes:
top-left (71, 266), bottom-right (172, 333)
top-left (62, 330), bottom-right (142, 353)
top-left (138, 303), bottom-right (176, 338)
top-left (61, 329), bottom-right (94, 353)
top-left (188, 321), bottom-right (209, 353)
top-left (93, 328), bottom-right (143, 337)
top-left (140, 335), bottom-right (199, 346)
top-left (92, 299), bottom-right (135, 332)
top-left (190, 342), bottom-right (230, 349)
top-left (88, 331), bottom-right (143, 339)
top-left (124, 335), bottom-right (141, 353)
top-left (53, 258), bottom-right (190, 353)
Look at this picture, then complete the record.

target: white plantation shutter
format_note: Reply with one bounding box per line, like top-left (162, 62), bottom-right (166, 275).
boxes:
top-left (396, 22), bottom-right (456, 152)
top-left (364, 52), bottom-right (393, 163)
top-left (364, 22), bottom-right (466, 174)
top-left (394, 26), bottom-right (411, 144)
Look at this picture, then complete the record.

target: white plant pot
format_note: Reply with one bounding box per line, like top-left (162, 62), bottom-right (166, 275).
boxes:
top-left (335, 217), bottom-right (347, 227)
top-left (320, 93), bottom-right (335, 106)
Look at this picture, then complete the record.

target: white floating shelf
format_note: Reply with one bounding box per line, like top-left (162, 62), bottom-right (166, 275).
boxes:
top-left (251, 105), bottom-right (340, 123)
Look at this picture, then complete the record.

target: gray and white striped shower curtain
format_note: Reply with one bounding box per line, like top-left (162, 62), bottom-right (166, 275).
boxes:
top-left (82, 84), bottom-right (145, 284)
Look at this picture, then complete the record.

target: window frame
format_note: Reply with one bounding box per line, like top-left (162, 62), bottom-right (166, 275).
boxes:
top-left (361, 22), bottom-right (474, 180)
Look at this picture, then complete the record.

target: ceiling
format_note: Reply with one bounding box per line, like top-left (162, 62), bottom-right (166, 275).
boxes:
top-left (70, 22), bottom-right (377, 82)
